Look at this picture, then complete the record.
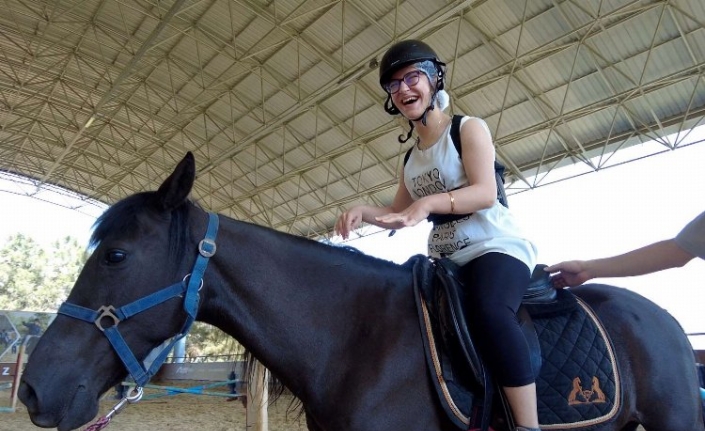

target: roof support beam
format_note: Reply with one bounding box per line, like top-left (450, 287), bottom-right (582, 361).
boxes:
top-left (39, 0), bottom-right (188, 183)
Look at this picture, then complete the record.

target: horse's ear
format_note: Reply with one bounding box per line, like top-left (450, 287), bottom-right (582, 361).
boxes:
top-left (156, 152), bottom-right (196, 211)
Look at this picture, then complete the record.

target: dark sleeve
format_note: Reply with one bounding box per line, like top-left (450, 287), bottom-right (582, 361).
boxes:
top-left (674, 211), bottom-right (705, 259)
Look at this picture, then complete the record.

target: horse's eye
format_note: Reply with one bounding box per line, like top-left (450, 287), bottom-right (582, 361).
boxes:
top-left (105, 250), bottom-right (127, 264)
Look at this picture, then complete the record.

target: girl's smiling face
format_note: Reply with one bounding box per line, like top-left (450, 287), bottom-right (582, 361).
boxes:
top-left (388, 64), bottom-right (433, 120)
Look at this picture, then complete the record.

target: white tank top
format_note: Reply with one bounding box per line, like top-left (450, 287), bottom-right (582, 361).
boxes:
top-left (403, 116), bottom-right (537, 270)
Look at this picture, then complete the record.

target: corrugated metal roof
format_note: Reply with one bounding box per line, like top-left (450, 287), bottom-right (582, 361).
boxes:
top-left (1, 0), bottom-right (704, 239)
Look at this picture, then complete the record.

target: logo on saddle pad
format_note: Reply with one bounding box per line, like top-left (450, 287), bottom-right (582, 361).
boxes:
top-left (567, 376), bottom-right (606, 405)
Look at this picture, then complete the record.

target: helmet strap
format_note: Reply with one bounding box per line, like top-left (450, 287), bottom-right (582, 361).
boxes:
top-left (398, 120), bottom-right (414, 143)
top-left (384, 94), bottom-right (400, 116)
top-left (411, 87), bottom-right (439, 126)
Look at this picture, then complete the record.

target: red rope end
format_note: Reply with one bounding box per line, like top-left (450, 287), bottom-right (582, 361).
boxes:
top-left (84, 416), bottom-right (111, 431)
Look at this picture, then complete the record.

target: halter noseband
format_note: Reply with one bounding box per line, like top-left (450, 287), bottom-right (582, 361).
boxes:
top-left (57, 212), bottom-right (219, 388)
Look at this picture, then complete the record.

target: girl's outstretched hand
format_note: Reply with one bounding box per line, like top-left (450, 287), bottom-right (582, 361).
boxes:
top-left (336, 207), bottom-right (363, 240)
top-left (374, 199), bottom-right (429, 228)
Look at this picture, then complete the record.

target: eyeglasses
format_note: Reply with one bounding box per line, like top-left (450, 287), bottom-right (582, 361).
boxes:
top-left (384, 70), bottom-right (422, 94)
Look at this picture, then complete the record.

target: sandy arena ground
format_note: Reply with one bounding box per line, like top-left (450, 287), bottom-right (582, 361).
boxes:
top-left (0, 382), bottom-right (308, 431)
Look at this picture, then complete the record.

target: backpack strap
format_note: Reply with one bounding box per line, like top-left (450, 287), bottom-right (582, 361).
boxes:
top-left (404, 147), bottom-right (413, 167)
top-left (401, 115), bottom-right (509, 209)
top-left (450, 114), bottom-right (464, 158)
top-left (450, 115), bottom-right (509, 208)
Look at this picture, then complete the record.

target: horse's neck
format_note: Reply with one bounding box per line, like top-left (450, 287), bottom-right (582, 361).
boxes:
top-left (199, 217), bottom-right (414, 400)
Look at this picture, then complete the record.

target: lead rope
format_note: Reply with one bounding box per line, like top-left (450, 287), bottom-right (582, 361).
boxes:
top-left (85, 387), bottom-right (144, 431)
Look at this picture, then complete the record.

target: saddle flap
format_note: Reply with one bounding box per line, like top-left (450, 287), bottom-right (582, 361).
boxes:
top-left (410, 255), bottom-right (480, 429)
top-left (434, 258), bottom-right (485, 383)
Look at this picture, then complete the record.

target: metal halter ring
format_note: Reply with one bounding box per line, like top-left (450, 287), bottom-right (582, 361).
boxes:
top-left (105, 386), bottom-right (144, 420)
top-left (94, 305), bottom-right (120, 332)
top-left (198, 238), bottom-right (217, 258)
top-left (182, 274), bottom-right (204, 291)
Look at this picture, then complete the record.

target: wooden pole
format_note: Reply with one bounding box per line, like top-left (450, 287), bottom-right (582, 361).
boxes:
top-left (245, 360), bottom-right (269, 431)
top-left (10, 342), bottom-right (26, 411)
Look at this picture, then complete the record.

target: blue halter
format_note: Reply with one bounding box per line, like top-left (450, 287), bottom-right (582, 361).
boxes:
top-left (57, 212), bottom-right (219, 388)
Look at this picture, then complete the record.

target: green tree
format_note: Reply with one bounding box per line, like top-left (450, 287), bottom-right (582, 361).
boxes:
top-left (43, 236), bottom-right (88, 309)
top-left (0, 233), bottom-right (86, 312)
top-left (188, 322), bottom-right (244, 359)
top-left (0, 233), bottom-right (242, 357)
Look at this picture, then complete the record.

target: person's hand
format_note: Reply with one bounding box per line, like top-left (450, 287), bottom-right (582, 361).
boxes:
top-left (544, 260), bottom-right (591, 288)
top-left (335, 207), bottom-right (364, 240)
top-left (373, 199), bottom-right (430, 229)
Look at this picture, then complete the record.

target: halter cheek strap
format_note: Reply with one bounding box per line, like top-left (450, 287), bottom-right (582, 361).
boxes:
top-left (57, 212), bottom-right (219, 388)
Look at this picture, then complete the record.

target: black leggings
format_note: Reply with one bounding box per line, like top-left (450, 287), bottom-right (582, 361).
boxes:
top-left (457, 252), bottom-right (534, 387)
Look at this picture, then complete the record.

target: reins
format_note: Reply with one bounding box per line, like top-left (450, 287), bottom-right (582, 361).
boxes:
top-left (58, 212), bottom-right (219, 430)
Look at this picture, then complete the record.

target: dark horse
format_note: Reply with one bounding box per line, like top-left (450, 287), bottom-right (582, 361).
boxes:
top-left (19, 153), bottom-right (704, 431)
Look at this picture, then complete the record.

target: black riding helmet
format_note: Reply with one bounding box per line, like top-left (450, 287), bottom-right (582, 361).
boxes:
top-left (379, 40), bottom-right (445, 91)
top-left (379, 40), bottom-right (447, 142)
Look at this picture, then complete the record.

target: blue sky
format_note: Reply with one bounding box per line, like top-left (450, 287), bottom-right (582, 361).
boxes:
top-left (1, 139), bottom-right (704, 348)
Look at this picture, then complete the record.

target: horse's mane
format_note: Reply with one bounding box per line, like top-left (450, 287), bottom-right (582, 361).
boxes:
top-left (90, 191), bottom-right (400, 272)
top-left (240, 351), bottom-right (300, 415)
top-left (89, 192), bottom-right (192, 270)
top-left (215, 209), bottom-right (402, 270)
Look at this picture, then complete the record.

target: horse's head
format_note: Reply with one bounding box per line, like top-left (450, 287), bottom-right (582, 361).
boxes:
top-left (19, 153), bottom-right (204, 430)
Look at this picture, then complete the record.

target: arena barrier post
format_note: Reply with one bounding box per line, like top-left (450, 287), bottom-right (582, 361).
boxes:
top-left (246, 360), bottom-right (269, 431)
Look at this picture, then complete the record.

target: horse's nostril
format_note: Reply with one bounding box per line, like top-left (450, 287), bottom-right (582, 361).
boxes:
top-left (18, 381), bottom-right (39, 412)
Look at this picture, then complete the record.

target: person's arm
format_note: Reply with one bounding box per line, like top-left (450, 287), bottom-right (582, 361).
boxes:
top-left (335, 175), bottom-right (414, 239)
top-left (451, 118), bottom-right (499, 214)
top-left (374, 118), bottom-right (497, 227)
top-left (545, 239), bottom-right (695, 288)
